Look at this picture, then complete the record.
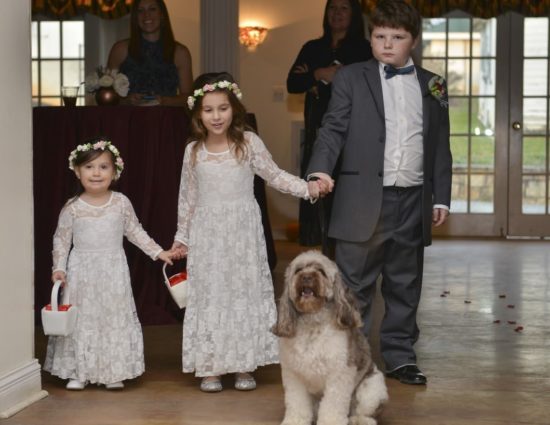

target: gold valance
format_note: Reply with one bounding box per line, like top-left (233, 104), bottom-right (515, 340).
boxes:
top-left (361, 0), bottom-right (550, 18)
top-left (32, 0), bottom-right (132, 20)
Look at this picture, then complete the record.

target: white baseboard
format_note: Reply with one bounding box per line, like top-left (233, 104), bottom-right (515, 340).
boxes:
top-left (0, 359), bottom-right (48, 418)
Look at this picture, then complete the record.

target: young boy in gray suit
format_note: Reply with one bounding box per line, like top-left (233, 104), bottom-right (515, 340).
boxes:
top-left (308, 0), bottom-right (452, 385)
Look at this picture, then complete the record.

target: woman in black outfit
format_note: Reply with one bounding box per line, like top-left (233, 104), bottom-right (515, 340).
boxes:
top-left (287, 0), bottom-right (372, 247)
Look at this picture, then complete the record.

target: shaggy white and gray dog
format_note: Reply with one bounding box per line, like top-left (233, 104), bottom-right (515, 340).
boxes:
top-left (272, 250), bottom-right (388, 425)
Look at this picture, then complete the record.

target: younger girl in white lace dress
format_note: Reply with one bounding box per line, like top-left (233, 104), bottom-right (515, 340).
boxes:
top-left (44, 138), bottom-right (172, 391)
top-left (170, 72), bottom-right (326, 392)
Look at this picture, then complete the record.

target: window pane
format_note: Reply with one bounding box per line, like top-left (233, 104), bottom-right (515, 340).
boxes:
top-left (32, 61), bottom-right (38, 97)
top-left (450, 97), bottom-right (469, 134)
top-left (471, 136), bottom-right (494, 172)
top-left (62, 21), bottom-right (84, 58)
top-left (451, 136), bottom-right (468, 171)
top-left (448, 18), bottom-right (471, 57)
top-left (422, 59), bottom-right (446, 77)
top-left (524, 59), bottom-right (548, 96)
top-left (523, 98), bottom-right (548, 135)
top-left (470, 174), bottom-right (494, 213)
top-left (422, 18), bottom-right (446, 57)
top-left (472, 59), bottom-right (495, 95)
top-left (522, 175), bottom-right (546, 214)
top-left (523, 137), bottom-right (547, 173)
top-left (524, 18), bottom-right (548, 57)
top-left (451, 173), bottom-right (468, 213)
top-left (63, 60), bottom-right (84, 87)
top-left (41, 61), bottom-right (60, 96)
top-left (40, 21), bottom-right (60, 58)
top-left (472, 19), bottom-right (496, 57)
top-left (41, 97), bottom-right (62, 107)
top-left (448, 59), bottom-right (470, 95)
top-left (32, 22), bottom-right (38, 59)
top-left (471, 97), bottom-right (495, 136)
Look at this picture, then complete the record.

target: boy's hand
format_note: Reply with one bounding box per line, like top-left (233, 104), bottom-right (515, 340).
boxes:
top-left (170, 242), bottom-right (188, 260)
top-left (309, 173), bottom-right (334, 196)
top-left (432, 208), bottom-right (449, 227)
top-left (157, 250), bottom-right (173, 265)
top-left (51, 271), bottom-right (67, 286)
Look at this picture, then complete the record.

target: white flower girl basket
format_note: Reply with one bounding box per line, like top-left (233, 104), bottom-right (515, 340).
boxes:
top-left (41, 280), bottom-right (78, 336)
top-left (162, 263), bottom-right (188, 309)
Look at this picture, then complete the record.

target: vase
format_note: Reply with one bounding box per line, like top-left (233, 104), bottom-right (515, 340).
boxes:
top-left (95, 87), bottom-right (120, 106)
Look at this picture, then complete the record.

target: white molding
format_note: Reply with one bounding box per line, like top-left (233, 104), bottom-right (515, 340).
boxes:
top-left (0, 360), bottom-right (48, 419)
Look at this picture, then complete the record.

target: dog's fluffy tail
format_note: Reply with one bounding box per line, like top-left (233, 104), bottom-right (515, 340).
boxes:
top-left (349, 366), bottom-right (389, 425)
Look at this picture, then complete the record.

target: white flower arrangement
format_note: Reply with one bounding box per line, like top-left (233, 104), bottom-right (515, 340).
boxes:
top-left (84, 66), bottom-right (130, 97)
top-left (187, 80), bottom-right (243, 110)
top-left (68, 140), bottom-right (125, 179)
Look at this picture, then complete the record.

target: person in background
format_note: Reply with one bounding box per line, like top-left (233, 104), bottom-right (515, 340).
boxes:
top-left (308, 0), bottom-right (452, 385)
top-left (107, 0), bottom-right (192, 106)
top-left (287, 0), bottom-right (372, 248)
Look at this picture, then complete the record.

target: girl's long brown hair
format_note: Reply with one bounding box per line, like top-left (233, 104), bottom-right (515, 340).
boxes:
top-left (188, 72), bottom-right (252, 166)
top-left (128, 0), bottom-right (176, 63)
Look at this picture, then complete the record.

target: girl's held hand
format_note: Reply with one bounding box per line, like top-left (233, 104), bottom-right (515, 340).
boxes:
top-left (170, 242), bottom-right (188, 260)
top-left (52, 271), bottom-right (67, 286)
top-left (308, 180), bottom-right (320, 199)
top-left (157, 250), bottom-right (173, 265)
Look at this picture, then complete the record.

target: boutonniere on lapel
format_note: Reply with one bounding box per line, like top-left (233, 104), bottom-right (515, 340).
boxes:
top-left (428, 75), bottom-right (448, 108)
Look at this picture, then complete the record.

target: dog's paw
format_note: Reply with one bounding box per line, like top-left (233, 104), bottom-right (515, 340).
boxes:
top-left (348, 416), bottom-right (377, 425)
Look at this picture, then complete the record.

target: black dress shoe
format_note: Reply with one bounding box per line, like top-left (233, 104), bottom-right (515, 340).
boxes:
top-left (386, 365), bottom-right (427, 385)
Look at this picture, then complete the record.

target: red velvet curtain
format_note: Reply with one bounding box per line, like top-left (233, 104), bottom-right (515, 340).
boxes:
top-left (32, 0), bottom-right (132, 19)
top-left (361, 0), bottom-right (550, 18)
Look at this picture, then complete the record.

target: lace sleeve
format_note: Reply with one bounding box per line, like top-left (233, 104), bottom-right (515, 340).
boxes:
top-left (248, 132), bottom-right (309, 199)
top-left (52, 202), bottom-right (74, 273)
top-left (121, 194), bottom-right (163, 260)
top-left (174, 143), bottom-right (198, 245)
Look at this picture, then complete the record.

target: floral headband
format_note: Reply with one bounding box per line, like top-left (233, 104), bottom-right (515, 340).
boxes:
top-left (187, 80), bottom-right (243, 110)
top-left (68, 140), bottom-right (124, 179)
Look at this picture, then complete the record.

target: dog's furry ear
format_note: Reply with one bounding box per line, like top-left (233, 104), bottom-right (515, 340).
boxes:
top-left (271, 272), bottom-right (298, 337)
top-left (333, 271), bottom-right (362, 330)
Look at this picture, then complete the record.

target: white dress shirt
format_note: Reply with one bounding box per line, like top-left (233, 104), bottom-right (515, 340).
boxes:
top-left (379, 59), bottom-right (424, 187)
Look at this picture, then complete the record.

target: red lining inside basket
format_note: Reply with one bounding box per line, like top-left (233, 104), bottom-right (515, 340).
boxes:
top-left (168, 272), bottom-right (187, 287)
top-left (44, 304), bottom-right (73, 311)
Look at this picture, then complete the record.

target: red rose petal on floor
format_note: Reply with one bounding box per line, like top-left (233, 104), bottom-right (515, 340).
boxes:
top-left (507, 320), bottom-right (517, 324)
top-left (499, 294), bottom-right (506, 298)
top-left (507, 304), bottom-right (515, 308)
top-left (514, 326), bottom-right (524, 332)
top-left (464, 300), bottom-right (472, 304)
top-left (440, 294), bottom-right (447, 297)
top-left (444, 290), bottom-right (451, 294)
top-left (493, 320), bottom-right (501, 323)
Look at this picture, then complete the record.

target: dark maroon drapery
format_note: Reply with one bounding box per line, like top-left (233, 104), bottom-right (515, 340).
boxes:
top-left (32, 0), bottom-right (132, 19)
top-left (33, 106), bottom-right (276, 325)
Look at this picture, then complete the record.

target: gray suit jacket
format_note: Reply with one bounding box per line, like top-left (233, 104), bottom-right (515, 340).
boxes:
top-left (307, 58), bottom-right (452, 246)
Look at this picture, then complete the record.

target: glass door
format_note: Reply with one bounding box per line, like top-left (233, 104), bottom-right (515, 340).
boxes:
top-left (508, 16), bottom-right (550, 236)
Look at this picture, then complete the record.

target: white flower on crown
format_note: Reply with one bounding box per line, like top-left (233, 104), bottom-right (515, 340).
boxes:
top-left (186, 80), bottom-right (243, 110)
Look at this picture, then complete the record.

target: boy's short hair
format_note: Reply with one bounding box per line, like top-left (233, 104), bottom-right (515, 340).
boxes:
top-left (367, 0), bottom-right (421, 39)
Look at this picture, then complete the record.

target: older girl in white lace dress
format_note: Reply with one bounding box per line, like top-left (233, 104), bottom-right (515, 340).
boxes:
top-left (44, 138), bottom-right (172, 391)
top-left (170, 72), bottom-right (325, 392)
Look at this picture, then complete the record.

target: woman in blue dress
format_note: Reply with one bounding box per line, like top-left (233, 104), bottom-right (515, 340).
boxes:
top-left (107, 0), bottom-right (193, 106)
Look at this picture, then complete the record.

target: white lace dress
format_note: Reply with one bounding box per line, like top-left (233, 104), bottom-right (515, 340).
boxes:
top-left (175, 131), bottom-right (310, 377)
top-left (44, 192), bottom-right (162, 385)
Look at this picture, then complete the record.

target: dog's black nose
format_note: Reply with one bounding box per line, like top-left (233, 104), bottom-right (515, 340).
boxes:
top-left (300, 274), bottom-right (314, 284)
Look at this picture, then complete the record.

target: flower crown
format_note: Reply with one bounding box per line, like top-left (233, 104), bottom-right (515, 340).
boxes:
top-left (187, 80), bottom-right (243, 110)
top-left (68, 140), bottom-right (124, 179)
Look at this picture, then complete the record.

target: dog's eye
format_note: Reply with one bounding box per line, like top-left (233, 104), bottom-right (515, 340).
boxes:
top-left (295, 267), bottom-right (303, 273)
top-left (316, 267), bottom-right (327, 278)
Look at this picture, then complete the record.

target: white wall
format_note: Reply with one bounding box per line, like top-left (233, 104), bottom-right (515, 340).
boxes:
top-left (240, 0), bottom-right (325, 238)
top-left (0, 0), bottom-right (47, 418)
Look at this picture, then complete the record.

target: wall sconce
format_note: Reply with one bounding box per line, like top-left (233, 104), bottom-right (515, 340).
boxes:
top-left (239, 26), bottom-right (268, 51)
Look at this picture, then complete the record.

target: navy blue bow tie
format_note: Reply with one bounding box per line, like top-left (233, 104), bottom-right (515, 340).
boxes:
top-left (384, 64), bottom-right (415, 79)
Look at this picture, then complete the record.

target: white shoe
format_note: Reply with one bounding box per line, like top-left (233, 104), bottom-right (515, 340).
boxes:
top-left (66, 379), bottom-right (87, 390)
top-left (105, 381), bottom-right (124, 390)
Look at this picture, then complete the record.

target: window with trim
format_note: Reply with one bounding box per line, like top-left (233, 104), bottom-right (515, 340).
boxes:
top-left (32, 19), bottom-right (85, 106)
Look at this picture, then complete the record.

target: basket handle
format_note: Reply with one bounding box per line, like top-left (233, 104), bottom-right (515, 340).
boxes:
top-left (162, 263), bottom-right (171, 290)
top-left (50, 280), bottom-right (63, 311)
